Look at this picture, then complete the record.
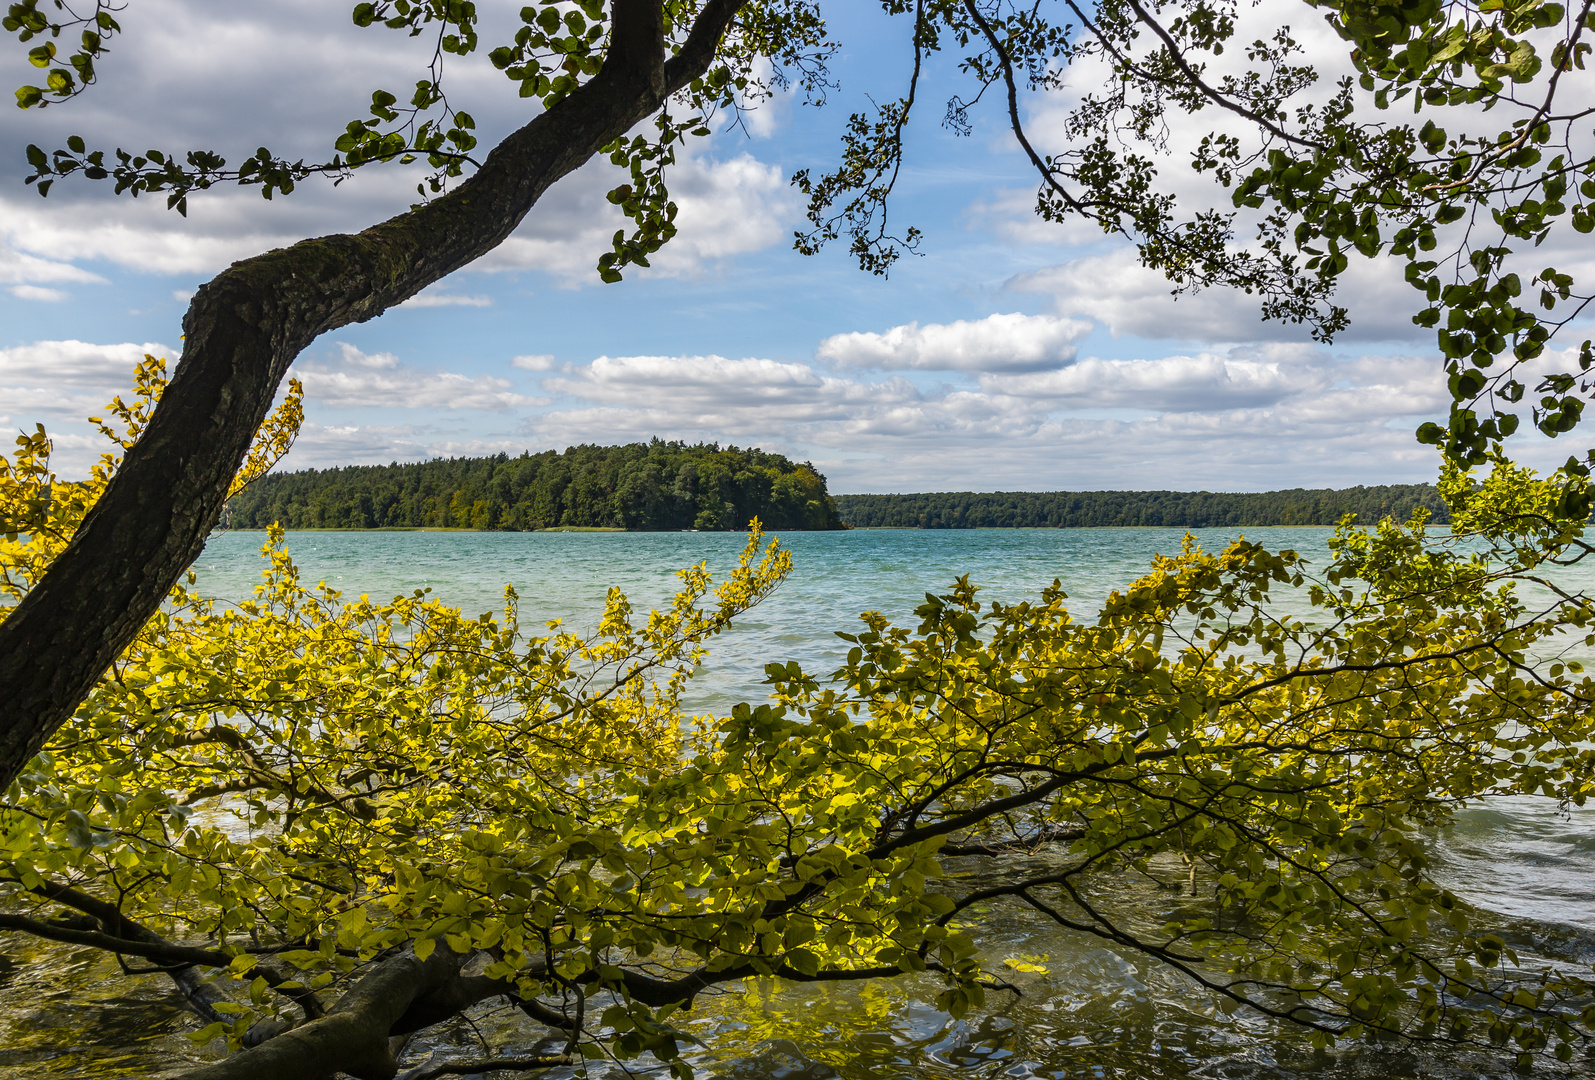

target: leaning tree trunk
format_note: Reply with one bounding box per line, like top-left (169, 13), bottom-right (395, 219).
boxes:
top-left (0, 0), bottom-right (748, 790)
top-left (175, 945), bottom-right (538, 1080)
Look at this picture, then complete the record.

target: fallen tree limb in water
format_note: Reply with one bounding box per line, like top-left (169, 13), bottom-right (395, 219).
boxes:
top-left (175, 945), bottom-right (550, 1080)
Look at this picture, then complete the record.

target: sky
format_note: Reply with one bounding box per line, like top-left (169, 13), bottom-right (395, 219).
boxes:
top-left (1, 0), bottom-right (1589, 493)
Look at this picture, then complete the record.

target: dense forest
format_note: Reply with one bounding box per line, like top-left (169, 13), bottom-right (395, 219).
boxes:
top-left (228, 443), bottom-right (1453, 532)
top-left (833, 485), bottom-right (1451, 528)
top-left (224, 441), bottom-right (845, 531)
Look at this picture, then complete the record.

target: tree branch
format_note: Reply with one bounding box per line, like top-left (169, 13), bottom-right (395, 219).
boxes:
top-left (961, 0), bottom-right (1085, 214)
top-left (174, 945), bottom-right (474, 1080)
top-left (664, 0), bottom-right (748, 94)
top-left (0, 0), bottom-right (751, 791)
top-left (1118, 0), bottom-right (1322, 150)
top-left (0, 911), bottom-right (231, 967)
top-left (8, 880), bottom-right (327, 1022)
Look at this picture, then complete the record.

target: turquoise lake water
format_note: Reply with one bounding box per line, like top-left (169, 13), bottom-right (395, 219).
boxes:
top-left (189, 526), bottom-right (1360, 713)
top-left (5, 526), bottom-right (1595, 1079)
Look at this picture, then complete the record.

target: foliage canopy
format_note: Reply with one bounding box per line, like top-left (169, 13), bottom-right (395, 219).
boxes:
top-left (6, 0), bottom-right (1595, 834)
top-left (6, 367), bottom-right (1595, 1077)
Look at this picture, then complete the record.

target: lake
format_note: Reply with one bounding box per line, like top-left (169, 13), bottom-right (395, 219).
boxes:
top-left (4, 526), bottom-right (1594, 1079)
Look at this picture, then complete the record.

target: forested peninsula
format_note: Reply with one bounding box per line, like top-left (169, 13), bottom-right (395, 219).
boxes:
top-left (834, 486), bottom-right (1450, 528)
top-left (224, 442), bottom-right (846, 531)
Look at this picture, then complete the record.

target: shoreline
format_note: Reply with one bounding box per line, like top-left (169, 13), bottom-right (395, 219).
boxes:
top-left (215, 523), bottom-right (1345, 533)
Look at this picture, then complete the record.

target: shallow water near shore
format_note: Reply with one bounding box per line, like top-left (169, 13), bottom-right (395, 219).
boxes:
top-left (5, 526), bottom-right (1595, 1079)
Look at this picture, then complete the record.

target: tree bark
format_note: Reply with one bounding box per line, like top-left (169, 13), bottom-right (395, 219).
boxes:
top-left (0, 0), bottom-right (747, 790)
top-left (176, 945), bottom-right (492, 1080)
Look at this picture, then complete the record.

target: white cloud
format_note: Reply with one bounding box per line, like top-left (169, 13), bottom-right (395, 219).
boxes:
top-left (0, 239), bottom-right (106, 292)
top-left (544, 354), bottom-right (918, 427)
top-left (0, 339), bottom-right (175, 475)
top-left (511, 354), bottom-right (557, 371)
top-left (478, 149), bottom-right (797, 285)
top-left (0, 0), bottom-right (456, 275)
top-left (0, 0), bottom-right (793, 289)
top-left (10, 284), bottom-right (68, 302)
top-left (518, 343), bottom-right (1467, 491)
top-left (0, 146), bottom-right (793, 293)
top-left (817, 312), bottom-right (1092, 373)
top-left (982, 345), bottom-right (1329, 411)
top-left (725, 55), bottom-right (790, 140)
top-left (273, 421), bottom-right (534, 470)
top-left (400, 291), bottom-right (493, 309)
top-left (1006, 246), bottom-right (1434, 346)
top-left (0, 339), bottom-right (174, 389)
top-left (0, 176), bottom-right (406, 278)
top-left (1007, 250), bottom-right (1260, 343)
top-left (335, 343), bottom-right (399, 369)
top-left (983, 5), bottom-right (1595, 349)
top-left (655, 153), bottom-right (795, 271)
top-left (292, 343), bottom-right (545, 410)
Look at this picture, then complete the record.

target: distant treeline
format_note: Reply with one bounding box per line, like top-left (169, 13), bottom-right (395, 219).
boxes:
top-left (224, 442), bottom-right (845, 531)
top-left (833, 486), bottom-right (1451, 529)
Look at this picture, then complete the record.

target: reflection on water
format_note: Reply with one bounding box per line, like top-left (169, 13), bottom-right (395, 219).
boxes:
top-left (1435, 798), bottom-right (1595, 937)
top-left (5, 529), bottom-right (1594, 1078)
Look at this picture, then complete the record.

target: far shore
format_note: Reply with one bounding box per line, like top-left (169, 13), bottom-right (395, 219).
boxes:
top-left (217, 523), bottom-right (1341, 533)
top-left (219, 525), bottom-right (630, 533)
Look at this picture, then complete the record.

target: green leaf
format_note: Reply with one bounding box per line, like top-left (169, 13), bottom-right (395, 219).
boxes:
top-left (783, 948), bottom-right (820, 976)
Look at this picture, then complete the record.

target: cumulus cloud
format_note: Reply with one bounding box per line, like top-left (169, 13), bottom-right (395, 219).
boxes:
top-left (0, 240), bottom-right (107, 303)
top-left (1, 144), bottom-right (794, 288)
top-left (1008, 247), bottom-right (1428, 346)
top-left (274, 422), bottom-right (534, 470)
top-left (0, 339), bottom-right (175, 474)
top-left (982, 345), bottom-right (1328, 411)
top-left (817, 312), bottom-right (1092, 373)
top-left (0, 167), bottom-right (428, 278)
top-left (400, 291), bottom-right (493, 309)
top-left (335, 343), bottom-right (399, 369)
top-left (981, 5), bottom-right (1592, 348)
top-left (5, 336), bottom-right (1462, 492)
top-left (544, 354), bottom-right (918, 425)
top-left (511, 354), bottom-right (557, 372)
top-left (10, 284), bottom-right (68, 302)
top-left (515, 343), bottom-right (1469, 491)
top-left (1007, 251), bottom-right (1263, 344)
top-left (478, 149), bottom-right (797, 285)
top-left (0, 0), bottom-right (459, 275)
top-left (0, 339), bottom-right (174, 389)
top-left (292, 343), bottom-right (545, 410)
